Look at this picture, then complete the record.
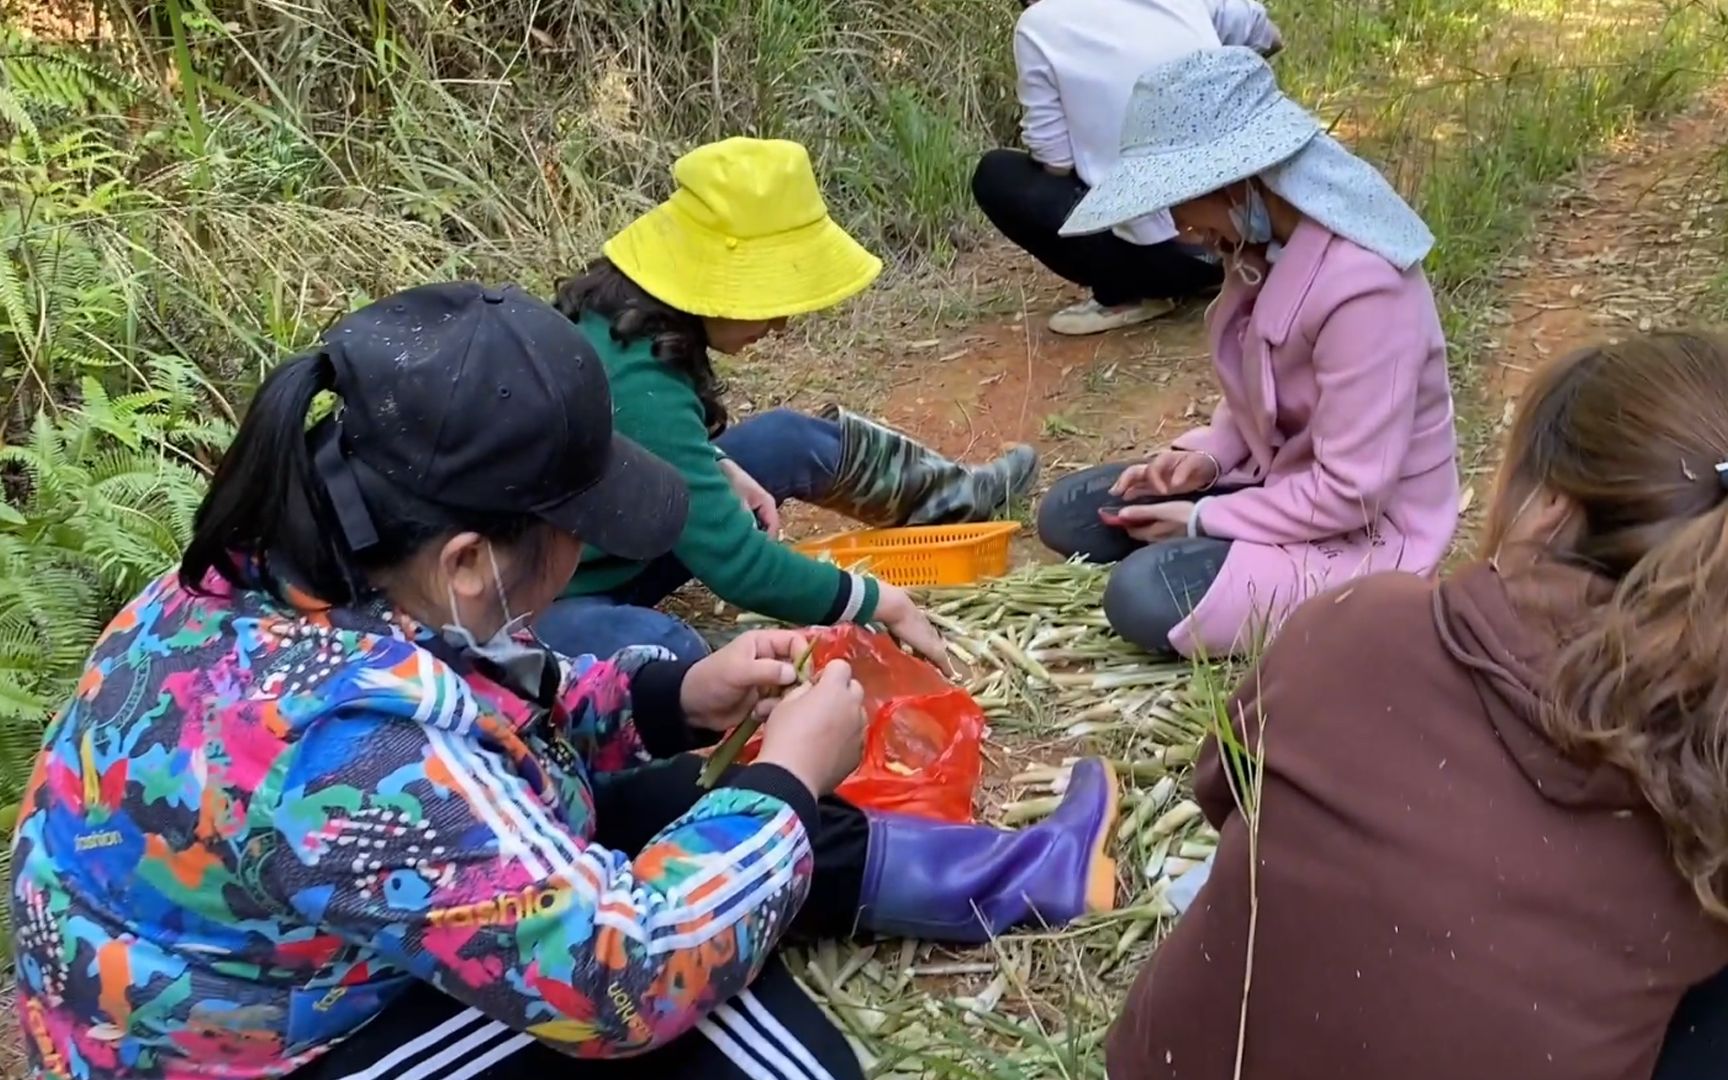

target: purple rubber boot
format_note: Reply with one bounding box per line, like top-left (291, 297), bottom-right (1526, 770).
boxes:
top-left (854, 758), bottom-right (1120, 943)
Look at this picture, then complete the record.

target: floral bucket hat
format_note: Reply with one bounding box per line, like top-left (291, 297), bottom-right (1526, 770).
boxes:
top-left (1063, 47), bottom-right (1434, 271)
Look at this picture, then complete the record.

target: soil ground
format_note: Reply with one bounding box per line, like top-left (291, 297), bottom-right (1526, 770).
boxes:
top-left (742, 247), bottom-right (1225, 572)
top-left (1454, 86), bottom-right (1728, 545)
top-left (1490, 90), bottom-right (1727, 400)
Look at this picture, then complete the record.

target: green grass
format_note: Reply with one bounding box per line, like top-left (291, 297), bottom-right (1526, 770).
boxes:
top-left (1272, 0), bottom-right (1724, 372)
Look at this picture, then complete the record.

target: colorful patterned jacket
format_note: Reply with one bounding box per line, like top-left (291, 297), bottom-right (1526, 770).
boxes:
top-left (10, 568), bottom-right (818, 1078)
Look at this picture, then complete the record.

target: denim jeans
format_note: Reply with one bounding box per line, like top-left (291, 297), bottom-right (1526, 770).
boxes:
top-left (535, 409), bottom-right (844, 661)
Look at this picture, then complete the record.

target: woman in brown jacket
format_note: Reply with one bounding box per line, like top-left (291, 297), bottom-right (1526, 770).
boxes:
top-left (1108, 331), bottom-right (1728, 1080)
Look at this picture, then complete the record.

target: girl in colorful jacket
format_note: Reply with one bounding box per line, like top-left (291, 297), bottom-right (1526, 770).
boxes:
top-left (9, 283), bottom-right (1117, 1080)
top-left (537, 137), bottom-right (1038, 666)
top-left (1037, 47), bottom-right (1460, 658)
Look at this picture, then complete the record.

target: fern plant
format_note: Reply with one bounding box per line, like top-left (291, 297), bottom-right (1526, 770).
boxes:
top-left (1, 24), bottom-right (152, 430)
top-left (1, 393), bottom-right (213, 710)
top-left (0, 382), bottom-right (221, 927)
top-left (0, 203), bottom-right (137, 421)
top-left (0, 23), bottom-right (138, 149)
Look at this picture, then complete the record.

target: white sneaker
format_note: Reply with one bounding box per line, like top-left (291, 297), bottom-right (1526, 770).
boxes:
top-left (1047, 297), bottom-right (1177, 336)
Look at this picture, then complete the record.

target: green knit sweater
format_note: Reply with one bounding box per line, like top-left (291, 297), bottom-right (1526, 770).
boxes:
top-left (562, 311), bottom-right (880, 626)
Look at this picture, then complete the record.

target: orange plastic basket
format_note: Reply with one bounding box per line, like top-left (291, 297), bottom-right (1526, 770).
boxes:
top-left (793, 522), bottom-right (1021, 587)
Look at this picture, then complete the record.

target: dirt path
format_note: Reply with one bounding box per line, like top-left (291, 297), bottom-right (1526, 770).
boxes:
top-left (1488, 90), bottom-right (1727, 401)
top-left (760, 248), bottom-right (1225, 560)
top-left (868, 287), bottom-right (1216, 473)
top-left (1459, 88), bottom-right (1728, 534)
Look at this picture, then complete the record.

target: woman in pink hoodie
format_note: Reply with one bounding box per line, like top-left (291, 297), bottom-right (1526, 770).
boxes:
top-left (1037, 47), bottom-right (1459, 658)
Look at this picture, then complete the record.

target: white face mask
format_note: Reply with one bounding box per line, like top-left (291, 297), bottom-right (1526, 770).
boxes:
top-left (441, 544), bottom-right (555, 697)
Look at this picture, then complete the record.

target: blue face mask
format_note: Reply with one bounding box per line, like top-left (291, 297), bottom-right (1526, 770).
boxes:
top-left (1227, 185), bottom-right (1274, 247)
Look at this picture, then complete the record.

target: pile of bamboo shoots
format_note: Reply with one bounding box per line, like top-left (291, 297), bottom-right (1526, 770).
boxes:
top-left (737, 560), bottom-right (1228, 1067)
top-left (745, 561), bottom-right (1223, 938)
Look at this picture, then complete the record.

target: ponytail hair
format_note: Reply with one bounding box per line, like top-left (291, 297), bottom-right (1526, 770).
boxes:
top-left (180, 353), bottom-right (344, 599)
top-left (181, 353), bottom-right (550, 604)
top-left (1491, 331), bottom-right (1728, 920)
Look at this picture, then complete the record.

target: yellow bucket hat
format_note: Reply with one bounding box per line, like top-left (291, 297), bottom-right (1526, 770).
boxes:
top-left (603, 137), bottom-right (883, 321)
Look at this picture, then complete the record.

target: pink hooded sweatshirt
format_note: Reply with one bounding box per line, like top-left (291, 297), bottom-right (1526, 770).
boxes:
top-left (1169, 217), bottom-right (1459, 657)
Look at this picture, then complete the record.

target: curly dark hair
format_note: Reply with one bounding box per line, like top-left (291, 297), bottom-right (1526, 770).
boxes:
top-left (552, 258), bottom-right (728, 437)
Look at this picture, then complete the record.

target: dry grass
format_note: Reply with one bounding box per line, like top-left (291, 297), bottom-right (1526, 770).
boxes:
top-left (0, 983), bottom-right (21, 1080)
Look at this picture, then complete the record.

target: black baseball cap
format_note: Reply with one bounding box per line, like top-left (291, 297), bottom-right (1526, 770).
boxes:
top-left (313, 281), bottom-right (688, 561)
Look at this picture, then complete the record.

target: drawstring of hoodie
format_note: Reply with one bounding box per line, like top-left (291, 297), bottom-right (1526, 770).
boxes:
top-left (1429, 582), bottom-right (1540, 717)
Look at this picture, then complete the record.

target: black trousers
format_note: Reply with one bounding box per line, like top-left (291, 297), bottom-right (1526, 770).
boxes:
top-left (291, 755), bottom-right (870, 1080)
top-left (971, 149), bottom-right (1224, 308)
top-left (1657, 965), bottom-right (1728, 1078)
top-left (1037, 462), bottom-right (1233, 653)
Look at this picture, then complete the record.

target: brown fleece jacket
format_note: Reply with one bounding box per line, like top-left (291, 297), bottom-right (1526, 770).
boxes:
top-left (1107, 559), bottom-right (1728, 1080)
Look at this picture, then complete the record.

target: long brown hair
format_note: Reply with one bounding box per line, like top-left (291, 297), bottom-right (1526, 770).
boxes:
top-left (1487, 330), bottom-right (1728, 919)
top-left (552, 258), bottom-right (729, 436)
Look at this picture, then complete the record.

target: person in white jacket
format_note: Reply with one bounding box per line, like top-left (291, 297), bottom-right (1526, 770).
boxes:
top-left (973, 0), bottom-right (1283, 336)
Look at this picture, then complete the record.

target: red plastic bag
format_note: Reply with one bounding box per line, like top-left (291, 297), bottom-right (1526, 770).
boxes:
top-left (731, 625), bottom-right (986, 822)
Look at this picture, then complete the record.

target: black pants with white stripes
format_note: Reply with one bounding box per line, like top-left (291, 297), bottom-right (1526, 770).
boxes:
top-left (290, 754), bottom-right (870, 1080)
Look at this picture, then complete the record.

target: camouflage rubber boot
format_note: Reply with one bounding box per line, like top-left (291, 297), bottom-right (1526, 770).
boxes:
top-left (817, 405), bottom-right (1039, 526)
